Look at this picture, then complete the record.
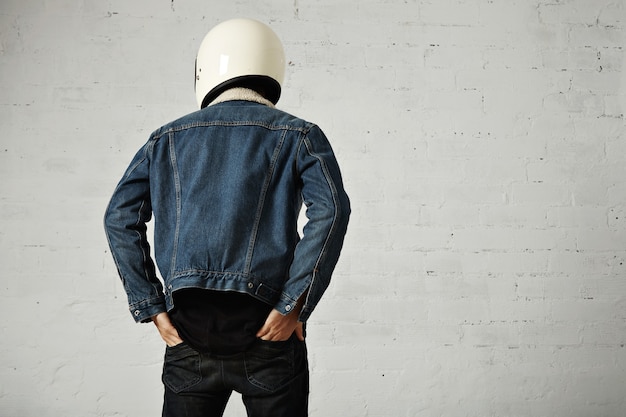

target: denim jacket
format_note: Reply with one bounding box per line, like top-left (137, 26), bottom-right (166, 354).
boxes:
top-left (104, 89), bottom-right (350, 324)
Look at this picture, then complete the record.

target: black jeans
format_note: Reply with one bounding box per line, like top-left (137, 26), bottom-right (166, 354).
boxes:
top-left (161, 335), bottom-right (309, 417)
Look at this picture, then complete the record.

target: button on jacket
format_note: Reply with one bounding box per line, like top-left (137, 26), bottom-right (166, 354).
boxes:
top-left (104, 92), bottom-right (350, 324)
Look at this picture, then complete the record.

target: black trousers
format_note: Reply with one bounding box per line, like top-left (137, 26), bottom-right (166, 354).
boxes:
top-left (161, 335), bottom-right (309, 417)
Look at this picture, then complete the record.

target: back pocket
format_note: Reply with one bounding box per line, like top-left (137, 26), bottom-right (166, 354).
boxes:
top-left (162, 343), bottom-right (202, 393)
top-left (244, 339), bottom-right (295, 392)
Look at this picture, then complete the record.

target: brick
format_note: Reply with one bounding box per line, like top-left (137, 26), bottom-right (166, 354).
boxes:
top-left (419, 0), bottom-right (480, 26)
top-left (568, 25), bottom-right (625, 48)
top-left (542, 91), bottom-right (605, 117)
top-left (427, 297), bottom-right (491, 324)
top-left (577, 229), bottom-right (626, 251)
top-left (510, 182), bottom-right (571, 205)
top-left (424, 44), bottom-right (486, 70)
top-left (461, 322), bottom-right (520, 347)
top-left (538, 2), bottom-right (601, 26)
top-left (540, 47), bottom-right (601, 72)
top-left (546, 136), bottom-right (607, 163)
top-left (527, 159), bottom-right (588, 183)
top-left (479, 206), bottom-right (548, 227)
top-left (513, 228), bottom-right (576, 251)
top-left (420, 205), bottom-right (480, 227)
top-left (462, 252), bottom-right (549, 274)
top-left (518, 323), bottom-right (582, 346)
top-left (443, 184), bottom-right (507, 205)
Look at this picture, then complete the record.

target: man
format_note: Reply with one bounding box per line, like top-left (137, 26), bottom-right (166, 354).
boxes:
top-left (104, 18), bottom-right (350, 417)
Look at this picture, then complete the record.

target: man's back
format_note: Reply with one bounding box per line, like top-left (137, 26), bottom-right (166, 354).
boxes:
top-left (149, 96), bottom-right (310, 284)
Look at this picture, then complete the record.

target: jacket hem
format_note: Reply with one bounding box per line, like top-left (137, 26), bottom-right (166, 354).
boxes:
top-left (163, 271), bottom-right (282, 312)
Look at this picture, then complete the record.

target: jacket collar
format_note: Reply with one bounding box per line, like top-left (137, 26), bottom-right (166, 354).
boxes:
top-left (209, 87), bottom-right (275, 108)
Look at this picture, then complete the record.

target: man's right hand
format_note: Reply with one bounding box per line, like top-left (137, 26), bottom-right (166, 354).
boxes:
top-left (151, 312), bottom-right (184, 347)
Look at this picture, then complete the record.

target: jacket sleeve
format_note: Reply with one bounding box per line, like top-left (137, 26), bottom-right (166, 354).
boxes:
top-left (278, 125), bottom-right (350, 322)
top-left (103, 139), bottom-right (166, 323)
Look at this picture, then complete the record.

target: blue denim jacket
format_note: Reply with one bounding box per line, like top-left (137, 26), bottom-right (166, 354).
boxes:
top-left (104, 91), bottom-right (350, 324)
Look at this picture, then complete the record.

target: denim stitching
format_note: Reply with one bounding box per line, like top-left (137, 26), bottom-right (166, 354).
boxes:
top-left (244, 128), bottom-right (288, 273)
top-left (301, 135), bottom-right (341, 303)
top-left (168, 132), bottom-right (182, 279)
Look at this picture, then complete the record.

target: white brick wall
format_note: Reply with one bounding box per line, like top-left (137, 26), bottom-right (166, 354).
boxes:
top-left (1, 0), bottom-right (625, 416)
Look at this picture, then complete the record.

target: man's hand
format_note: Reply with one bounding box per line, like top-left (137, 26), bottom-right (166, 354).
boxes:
top-left (256, 307), bottom-right (305, 342)
top-left (152, 312), bottom-right (183, 347)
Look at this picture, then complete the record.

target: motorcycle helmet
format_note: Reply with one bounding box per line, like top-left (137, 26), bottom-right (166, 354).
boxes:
top-left (195, 18), bottom-right (286, 108)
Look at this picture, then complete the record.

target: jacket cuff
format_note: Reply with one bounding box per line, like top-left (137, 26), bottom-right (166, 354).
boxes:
top-left (128, 296), bottom-right (166, 323)
top-left (273, 295), bottom-right (300, 317)
top-left (274, 291), bottom-right (312, 322)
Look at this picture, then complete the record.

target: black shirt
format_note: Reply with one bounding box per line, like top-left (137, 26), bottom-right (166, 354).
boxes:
top-left (169, 288), bottom-right (273, 355)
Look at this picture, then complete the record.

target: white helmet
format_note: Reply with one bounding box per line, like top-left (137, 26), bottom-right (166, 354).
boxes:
top-left (195, 18), bottom-right (286, 108)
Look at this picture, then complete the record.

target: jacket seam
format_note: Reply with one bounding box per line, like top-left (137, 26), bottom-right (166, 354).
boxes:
top-left (244, 128), bottom-right (288, 273)
top-left (153, 121), bottom-right (310, 140)
top-left (118, 139), bottom-right (158, 301)
top-left (302, 134), bottom-right (342, 299)
top-left (122, 137), bottom-right (152, 179)
top-left (168, 131), bottom-right (182, 279)
top-left (172, 268), bottom-right (253, 277)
